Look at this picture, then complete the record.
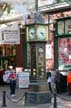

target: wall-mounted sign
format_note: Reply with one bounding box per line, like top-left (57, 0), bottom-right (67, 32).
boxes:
top-left (0, 23), bottom-right (20, 44)
top-left (46, 44), bottom-right (52, 59)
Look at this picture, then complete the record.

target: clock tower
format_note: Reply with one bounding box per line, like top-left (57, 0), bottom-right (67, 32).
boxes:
top-left (25, 0), bottom-right (51, 105)
top-left (26, 19), bottom-right (48, 82)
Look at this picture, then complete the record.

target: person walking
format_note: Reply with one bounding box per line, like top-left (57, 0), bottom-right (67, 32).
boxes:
top-left (47, 70), bottom-right (52, 93)
top-left (9, 66), bottom-right (16, 97)
top-left (55, 69), bottom-right (61, 93)
top-left (67, 70), bottom-right (71, 95)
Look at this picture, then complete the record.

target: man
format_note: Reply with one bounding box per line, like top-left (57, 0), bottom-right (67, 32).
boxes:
top-left (67, 70), bottom-right (71, 95)
top-left (47, 70), bottom-right (52, 93)
top-left (55, 69), bottom-right (61, 93)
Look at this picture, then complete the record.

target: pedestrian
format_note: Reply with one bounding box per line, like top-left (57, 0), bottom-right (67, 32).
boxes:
top-left (50, 69), bottom-right (56, 93)
top-left (55, 69), bottom-right (61, 93)
top-left (47, 69), bottom-right (52, 93)
top-left (67, 69), bottom-right (71, 95)
top-left (9, 66), bottom-right (16, 97)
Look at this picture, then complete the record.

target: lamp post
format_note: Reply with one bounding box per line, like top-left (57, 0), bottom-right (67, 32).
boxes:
top-left (25, 0), bottom-right (51, 105)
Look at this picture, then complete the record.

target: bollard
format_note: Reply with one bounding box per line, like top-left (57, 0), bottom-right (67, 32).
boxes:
top-left (54, 92), bottom-right (57, 108)
top-left (2, 91), bottom-right (7, 107)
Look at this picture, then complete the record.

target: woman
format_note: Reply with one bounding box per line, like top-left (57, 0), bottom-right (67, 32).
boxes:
top-left (9, 68), bottom-right (16, 97)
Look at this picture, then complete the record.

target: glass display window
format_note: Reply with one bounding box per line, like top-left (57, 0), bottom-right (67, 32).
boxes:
top-left (65, 20), bottom-right (71, 34)
top-left (57, 21), bottom-right (64, 35)
top-left (0, 44), bottom-right (16, 70)
top-left (58, 38), bottom-right (71, 70)
top-left (38, 47), bottom-right (45, 80)
top-left (55, 18), bottom-right (71, 36)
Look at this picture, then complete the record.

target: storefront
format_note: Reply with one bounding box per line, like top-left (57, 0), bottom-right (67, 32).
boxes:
top-left (54, 17), bottom-right (71, 92)
top-left (42, 8), bottom-right (71, 92)
top-left (55, 17), bottom-right (71, 72)
top-left (0, 23), bottom-right (25, 85)
top-left (44, 9), bottom-right (71, 70)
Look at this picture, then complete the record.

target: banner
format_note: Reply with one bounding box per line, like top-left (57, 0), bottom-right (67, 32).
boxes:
top-left (0, 23), bottom-right (20, 44)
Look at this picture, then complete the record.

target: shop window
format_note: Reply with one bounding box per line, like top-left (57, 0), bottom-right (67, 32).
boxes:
top-left (0, 44), bottom-right (16, 70)
top-left (58, 38), bottom-right (71, 70)
top-left (65, 20), bottom-right (71, 34)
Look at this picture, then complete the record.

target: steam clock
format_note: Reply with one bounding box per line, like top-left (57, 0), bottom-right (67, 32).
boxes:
top-left (25, 13), bottom-right (51, 104)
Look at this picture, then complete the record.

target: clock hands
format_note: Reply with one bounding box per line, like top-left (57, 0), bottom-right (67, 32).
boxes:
top-left (29, 28), bottom-right (35, 39)
top-left (29, 26), bottom-right (47, 40)
top-left (40, 32), bottom-right (44, 36)
top-left (31, 32), bottom-right (35, 36)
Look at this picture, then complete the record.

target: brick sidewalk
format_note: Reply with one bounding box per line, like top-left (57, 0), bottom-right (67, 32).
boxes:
top-left (0, 85), bottom-right (71, 108)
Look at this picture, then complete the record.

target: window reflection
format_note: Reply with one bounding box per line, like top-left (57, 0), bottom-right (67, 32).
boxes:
top-left (58, 38), bottom-right (71, 70)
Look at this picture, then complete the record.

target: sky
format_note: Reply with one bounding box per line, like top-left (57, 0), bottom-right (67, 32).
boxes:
top-left (12, 3), bottom-right (29, 21)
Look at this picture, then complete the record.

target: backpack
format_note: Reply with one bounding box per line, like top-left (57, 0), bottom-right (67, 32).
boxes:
top-left (3, 73), bottom-right (10, 82)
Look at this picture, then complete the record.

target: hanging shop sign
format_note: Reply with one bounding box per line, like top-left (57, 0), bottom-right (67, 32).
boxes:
top-left (0, 23), bottom-right (20, 44)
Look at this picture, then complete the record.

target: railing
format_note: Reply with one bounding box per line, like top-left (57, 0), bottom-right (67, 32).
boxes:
top-left (2, 89), bottom-right (71, 108)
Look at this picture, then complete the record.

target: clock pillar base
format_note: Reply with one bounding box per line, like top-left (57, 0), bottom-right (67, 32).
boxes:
top-left (25, 82), bottom-right (51, 106)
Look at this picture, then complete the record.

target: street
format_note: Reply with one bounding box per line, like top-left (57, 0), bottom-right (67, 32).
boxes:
top-left (0, 85), bottom-right (71, 108)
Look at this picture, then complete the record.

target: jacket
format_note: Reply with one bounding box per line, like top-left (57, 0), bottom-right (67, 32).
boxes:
top-left (67, 72), bottom-right (71, 83)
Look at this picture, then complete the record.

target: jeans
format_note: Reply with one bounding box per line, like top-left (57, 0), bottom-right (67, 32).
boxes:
top-left (10, 80), bottom-right (16, 95)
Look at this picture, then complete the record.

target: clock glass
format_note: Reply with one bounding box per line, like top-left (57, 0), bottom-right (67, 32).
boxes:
top-left (29, 28), bottom-right (35, 40)
top-left (36, 26), bottom-right (46, 40)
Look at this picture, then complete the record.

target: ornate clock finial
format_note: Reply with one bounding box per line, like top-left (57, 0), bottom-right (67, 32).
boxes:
top-left (26, 0), bottom-right (44, 24)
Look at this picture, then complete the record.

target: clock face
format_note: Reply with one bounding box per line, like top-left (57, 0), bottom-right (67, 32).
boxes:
top-left (36, 26), bottom-right (46, 40)
top-left (29, 28), bottom-right (35, 40)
